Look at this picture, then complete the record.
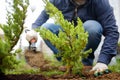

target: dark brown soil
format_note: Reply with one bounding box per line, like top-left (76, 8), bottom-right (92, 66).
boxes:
top-left (24, 50), bottom-right (58, 71)
top-left (1, 51), bottom-right (120, 80)
top-left (1, 72), bottom-right (120, 80)
top-left (25, 50), bottom-right (49, 68)
top-left (0, 74), bottom-right (47, 80)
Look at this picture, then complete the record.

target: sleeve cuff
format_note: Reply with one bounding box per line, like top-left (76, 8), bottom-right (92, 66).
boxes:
top-left (97, 53), bottom-right (114, 65)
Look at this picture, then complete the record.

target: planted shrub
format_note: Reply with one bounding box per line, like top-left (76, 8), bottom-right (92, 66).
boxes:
top-left (36, 0), bottom-right (92, 75)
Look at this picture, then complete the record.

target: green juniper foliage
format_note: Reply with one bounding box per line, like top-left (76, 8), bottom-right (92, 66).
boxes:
top-left (0, 0), bottom-right (38, 74)
top-left (1, 0), bottom-right (28, 50)
top-left (36, 0), bottom-right (92, 75)
top-left (109, 59), bottom-right (120, 73)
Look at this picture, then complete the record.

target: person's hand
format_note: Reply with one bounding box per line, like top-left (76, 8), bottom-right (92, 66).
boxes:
top-left (25, 29), bottom-right (38, 42)
top-left (91, 62), bottom-right (111, 77)
top-left (91, 62), bottom-right (108, 72)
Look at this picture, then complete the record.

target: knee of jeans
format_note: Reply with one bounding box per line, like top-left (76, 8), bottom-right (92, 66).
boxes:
top-left (42, 23), bottom-right (62, 34)
top-left (83, 20), bottom-right (103, 35)
top-left (42, 23), bottom-right (53, 30)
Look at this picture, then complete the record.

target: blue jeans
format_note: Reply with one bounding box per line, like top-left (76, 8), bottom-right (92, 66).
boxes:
top-left (41, 20), bottom-right (103, 66)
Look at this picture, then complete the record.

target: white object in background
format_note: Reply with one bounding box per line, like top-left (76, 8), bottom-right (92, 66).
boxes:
top-left (0, 0), bottom-right (7, 24)
top-left (0, 28), bottom-right (4, 39)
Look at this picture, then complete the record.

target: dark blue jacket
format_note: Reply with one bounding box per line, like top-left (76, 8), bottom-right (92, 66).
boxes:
top-left (32, 0), bottom-right (119, 65)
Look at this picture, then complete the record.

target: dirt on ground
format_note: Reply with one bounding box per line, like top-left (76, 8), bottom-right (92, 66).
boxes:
top-left (25, 50), bottom-right (50, 68)
top-left (1, 51), bottom-right (120, 80)
top-left (25, 50), bottom-right (58, 71)
top-left (1, 72), bottom-right (120, 80)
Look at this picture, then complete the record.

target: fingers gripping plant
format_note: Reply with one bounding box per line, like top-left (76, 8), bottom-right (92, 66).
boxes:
top-left (36, 0), bottom-right (92, 75)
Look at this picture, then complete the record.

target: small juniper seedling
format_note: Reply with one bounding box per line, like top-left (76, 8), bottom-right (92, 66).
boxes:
top-left (36, 0), bottom-right (92, 75)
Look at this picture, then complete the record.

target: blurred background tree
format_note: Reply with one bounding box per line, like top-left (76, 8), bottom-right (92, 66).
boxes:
top-left (0, 0), bottom-right (38, 75)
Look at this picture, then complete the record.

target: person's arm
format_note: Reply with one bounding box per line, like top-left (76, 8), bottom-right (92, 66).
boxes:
top-left (32, 0), bottom-right (55, 29)
top-left (91, 0), bottom-right (119, 74)
top-left (94, 0), bottom-right (119, 65)
top-left (32, 10), bottom-right (49, 29)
